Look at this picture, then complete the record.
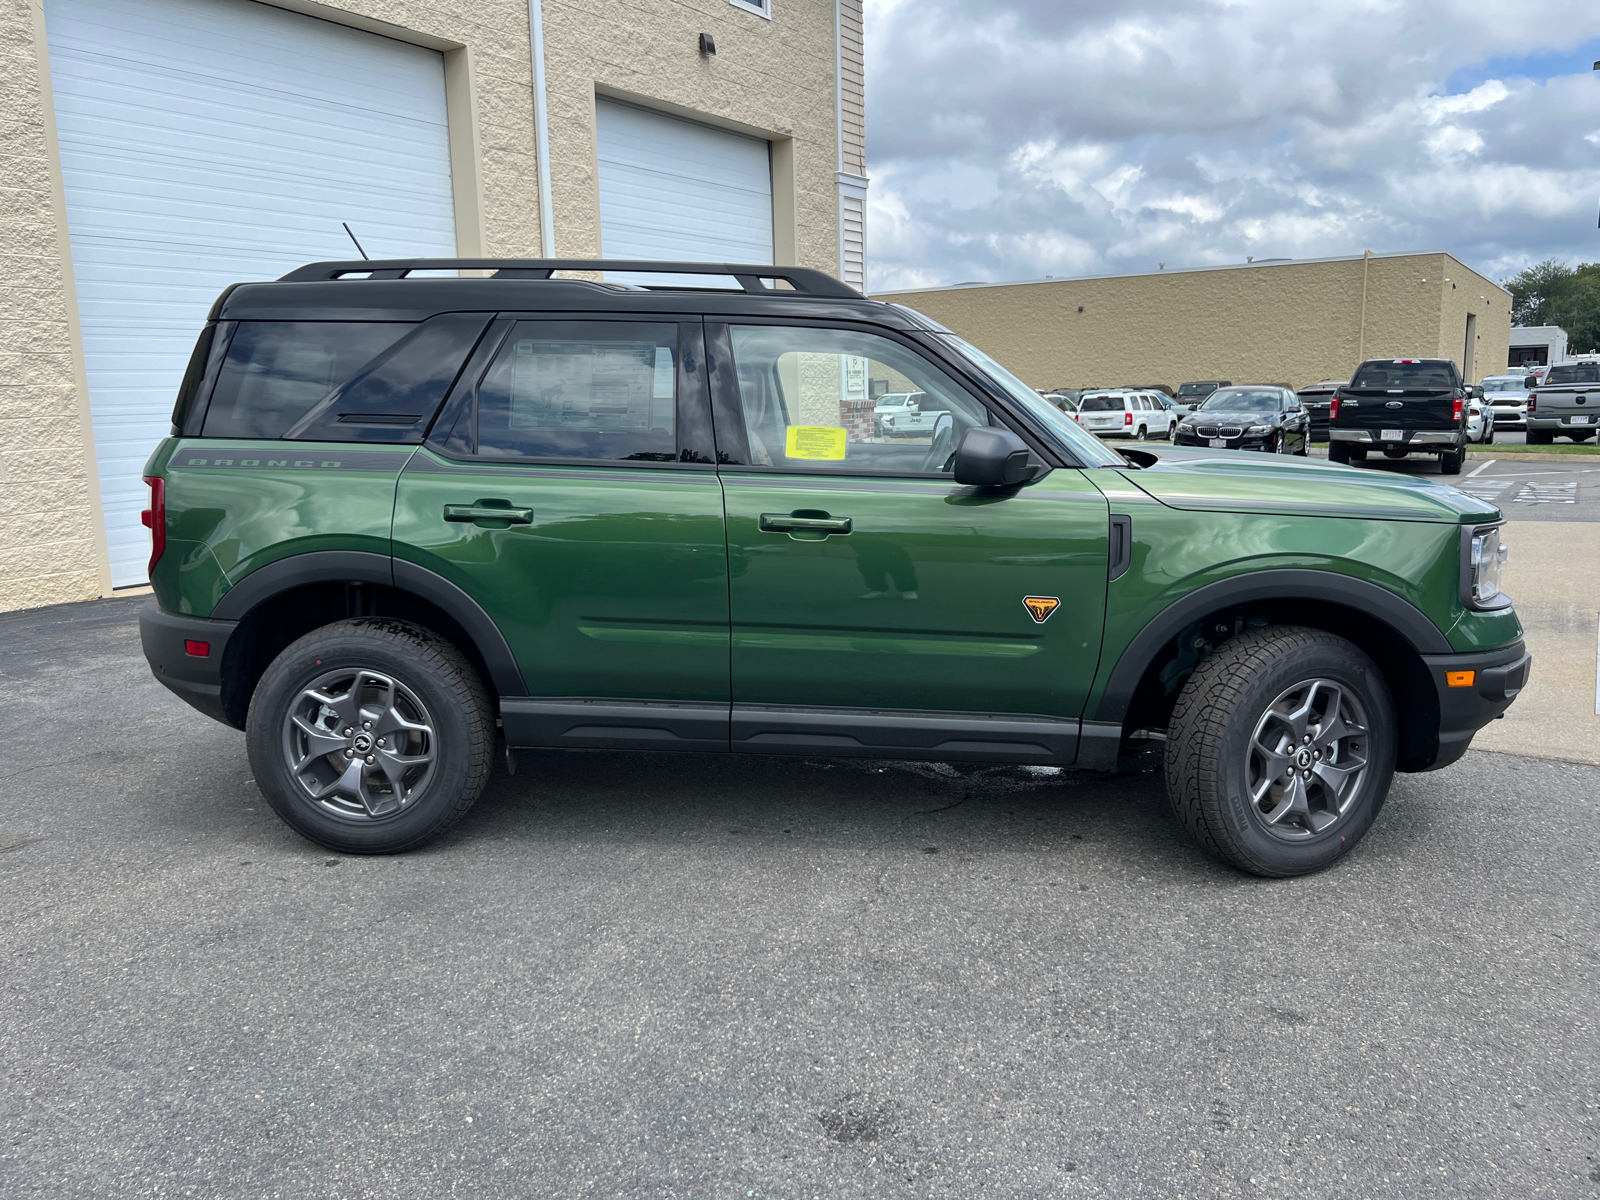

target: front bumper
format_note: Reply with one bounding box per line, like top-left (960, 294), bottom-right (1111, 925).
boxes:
top-left (139, 600), bottom-right (239, 727)
top-left (1416, 640), bottom-right (1532, 771)
top-left (1173, 428), bottom-right (1277, 450)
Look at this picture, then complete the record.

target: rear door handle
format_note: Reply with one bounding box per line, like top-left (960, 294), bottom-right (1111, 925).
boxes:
top-left (759, 513), bottom-right (852, 534)
top-left (444, 502), bottom-right (534, 524)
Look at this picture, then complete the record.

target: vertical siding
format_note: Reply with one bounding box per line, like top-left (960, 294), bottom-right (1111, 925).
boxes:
top-left (838, 0), bottom-right (864, 177)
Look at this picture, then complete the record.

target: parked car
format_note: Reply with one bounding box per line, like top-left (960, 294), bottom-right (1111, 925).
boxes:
top-left (873, 391), bottom-right (925, 436)
top-left (1328, 358), bottom-right (1470, 474)
top-left (138, 256), bottom-right (1529, 877)
top-left (1295, 380), bottom-right (1346, 440)
top-left (1173, 386), bottom-right (1310, 454)
top-left (1466, 389), bottom-right (1495, 444)
top-left (1077, 389), bottom-right (1176, 440)
top-left (1480, 374), bottom-right (1529, 430)
top-left (1525, 356), bottom-right (1600, 444)
top-left (1174, 380), bottom-right (1231, 417)
top-left (1049, 393), bottom-right (1084, 423)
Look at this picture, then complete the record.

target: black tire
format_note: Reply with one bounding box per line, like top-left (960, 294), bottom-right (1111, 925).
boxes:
top-left (1135, 425), bottom-right (1148, 441)
top-left (1485, 424), bottom-right (1494, 444)
top-left (1527, 429), bottom-right (1553, 445)
top-left (1328, 442), bottom-right (1351, 464)
top-left (246, 618), bottom-right (494, 854)
top-left (1349, 447), bottom-right (1367, 461)
top-left (1439, 446), bottom-right (1464, 475)
top-left (1164, 626), bottom-right (1397, 877)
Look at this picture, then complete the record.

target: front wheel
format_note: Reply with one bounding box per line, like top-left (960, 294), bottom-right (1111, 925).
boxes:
top-left (1164, 627), bottom-right (1397, 876)
top-left (246, 618), bottom-right (494, 854)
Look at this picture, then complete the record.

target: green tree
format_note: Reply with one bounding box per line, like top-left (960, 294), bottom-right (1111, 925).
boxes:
top-left (1502, 259), bottom-right (1600, 354)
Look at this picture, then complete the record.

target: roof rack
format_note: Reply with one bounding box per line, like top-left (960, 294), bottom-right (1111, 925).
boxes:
top-left (276, 258), bottom-right (864, 299)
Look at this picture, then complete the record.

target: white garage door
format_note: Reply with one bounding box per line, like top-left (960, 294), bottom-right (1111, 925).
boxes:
top-left (45, 0), bottom-right (457, 586)
top-left (596, 99), bottom-right (773, 266)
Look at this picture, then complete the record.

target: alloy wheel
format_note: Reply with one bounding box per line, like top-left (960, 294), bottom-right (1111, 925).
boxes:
top-left (280, 667), bottom-right (437, 820)
top-left (1244, 678), bottom-right (1370, 840)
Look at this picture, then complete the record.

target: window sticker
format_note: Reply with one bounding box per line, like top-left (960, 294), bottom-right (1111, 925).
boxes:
top-left (785, 425), bottom-right (849, 461)
top-left (508, 340), bottom-right (668, 430)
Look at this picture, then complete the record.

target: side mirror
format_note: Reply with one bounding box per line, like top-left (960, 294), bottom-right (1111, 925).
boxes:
top-left (953, 426), bottom-right (1033, 487)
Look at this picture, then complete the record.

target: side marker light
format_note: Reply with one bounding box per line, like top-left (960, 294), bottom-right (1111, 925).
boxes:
top-left (1446, 670), bottom-right (1474, 688)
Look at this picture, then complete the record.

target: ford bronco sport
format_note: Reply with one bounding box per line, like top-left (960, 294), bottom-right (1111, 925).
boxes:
top-left (140, 259), bottom-right (1529, 876)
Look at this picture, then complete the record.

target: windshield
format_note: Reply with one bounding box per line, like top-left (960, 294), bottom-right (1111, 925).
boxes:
top-left (1351, 360), bottom-right (1455, 389)
top-left (936, 335), bottom-right (1124, 466)
top-left (1481, 378), bottom-right (1527, 394)
top-left (1544, 363), bottom-right (1600, 385)
top-left (877, 394), bottom-right (911, 407)
top-left (1197, 389), bottom-right (1283, 414)
top-left (1176, 383), bottom-right (1217, 397)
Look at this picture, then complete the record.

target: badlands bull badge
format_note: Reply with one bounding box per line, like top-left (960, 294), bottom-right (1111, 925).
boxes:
top-left (1022, 596), bottom-right (1060, 623)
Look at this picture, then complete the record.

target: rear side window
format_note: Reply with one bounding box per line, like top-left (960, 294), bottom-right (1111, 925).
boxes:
top-left (1350, 361), bottom-right (1457, 390)
top-left (472, 321), bottom-right (679, 462)
top-left (204, 323), bottom-right (410, 439)
top-left (1543, 363), bottom-right (1600, 385)
top-left (1080, 395), bottom-right (1125, 411)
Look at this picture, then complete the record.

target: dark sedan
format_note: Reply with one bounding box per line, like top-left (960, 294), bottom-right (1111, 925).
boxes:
top-left (1172, 386), bottom-right (1311, 454)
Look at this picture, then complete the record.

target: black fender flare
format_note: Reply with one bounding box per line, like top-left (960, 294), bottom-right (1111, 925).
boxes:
top-left (211, 550), bottom-right (526, 696)
top-left (1092, 568), bottom-right (1453, 726)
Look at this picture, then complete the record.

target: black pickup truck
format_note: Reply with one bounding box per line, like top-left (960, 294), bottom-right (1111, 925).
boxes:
top-left (1327, 358), bottom-right (1468, 474)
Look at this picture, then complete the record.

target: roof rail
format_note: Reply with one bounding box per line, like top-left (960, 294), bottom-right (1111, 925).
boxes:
top-left (276, 258), bottom-right (864, 299)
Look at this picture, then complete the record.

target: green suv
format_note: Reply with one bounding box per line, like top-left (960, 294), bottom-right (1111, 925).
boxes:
top-left (139, 259), bottom-right (1530, 876)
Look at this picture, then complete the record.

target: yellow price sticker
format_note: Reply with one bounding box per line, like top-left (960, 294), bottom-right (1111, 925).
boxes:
top-left (785, 426), bottom-right (848, 461)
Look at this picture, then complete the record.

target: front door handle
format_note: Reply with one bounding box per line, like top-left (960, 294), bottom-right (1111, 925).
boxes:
top-left (444, 501), bottom-right (534, 524)
top-left (759, 512), bottom-right (852, 535)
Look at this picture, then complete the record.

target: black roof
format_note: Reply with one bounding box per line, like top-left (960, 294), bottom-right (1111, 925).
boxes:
top-left (212, 258), bottom-right (908, 326)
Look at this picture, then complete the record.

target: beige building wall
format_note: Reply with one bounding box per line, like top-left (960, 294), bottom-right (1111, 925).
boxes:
top-left (1, 0), bottom-right (857, 613)
top-left (873, 251), bottom-right (1512, 393)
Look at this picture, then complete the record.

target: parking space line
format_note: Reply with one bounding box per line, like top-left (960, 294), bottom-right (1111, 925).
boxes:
top-left (1467, 458), bottom-right (1496, 478)
top-left (1595, 615), bottom-right (1599, 717)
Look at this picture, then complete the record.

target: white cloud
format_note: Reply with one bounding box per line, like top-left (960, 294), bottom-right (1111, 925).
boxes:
top-left (863, 0), bottom-right (1600, 292)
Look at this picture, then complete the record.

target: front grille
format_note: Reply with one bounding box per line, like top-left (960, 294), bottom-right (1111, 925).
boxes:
top-left (1196, 425), bottom-right (1218, 438)
top-left (1220, 426), bottom-right (1243, 438)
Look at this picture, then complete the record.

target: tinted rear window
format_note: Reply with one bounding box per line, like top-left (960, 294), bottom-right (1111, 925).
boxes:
top-left (1350, 361), bottom-right (1456, 389)
top-left (204, 323), bottom-right (410, 439)
top-left (1543, 363), bottom-right (1600, 385)
top-left (1177, 383), bottom-right (1218, 396)
top-left (1080, 395), bottom-right (1125, 411)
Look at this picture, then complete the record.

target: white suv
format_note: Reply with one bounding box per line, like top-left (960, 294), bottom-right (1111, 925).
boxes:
top-left (1076, 389), bottom-right (1176, 440)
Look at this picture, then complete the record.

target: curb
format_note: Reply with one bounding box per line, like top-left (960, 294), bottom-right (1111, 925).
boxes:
top-left (1308, 449), bottom-right (1596, 463)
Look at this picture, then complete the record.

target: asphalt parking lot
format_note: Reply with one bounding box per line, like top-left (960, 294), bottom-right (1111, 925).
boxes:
top-left (2, 598), bottom-right (1596, 1199)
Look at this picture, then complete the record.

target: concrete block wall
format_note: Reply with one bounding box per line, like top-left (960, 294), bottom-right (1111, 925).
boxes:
top-left (873, 252), bottom-right (1513, 393)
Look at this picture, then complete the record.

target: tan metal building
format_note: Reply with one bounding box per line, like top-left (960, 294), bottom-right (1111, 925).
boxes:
top-left (4, 0), bottom-right (866, 612)
top-left (873, 250), bottom-right (1511, 396)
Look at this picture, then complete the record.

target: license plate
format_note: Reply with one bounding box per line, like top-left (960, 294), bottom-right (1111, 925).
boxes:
top-left (1380, 429), bottom-right (1403, 441)
top-left (1209, 438), bottom-right (1226, 448)
top-left (1572, 415), bottom-right (1591, 425)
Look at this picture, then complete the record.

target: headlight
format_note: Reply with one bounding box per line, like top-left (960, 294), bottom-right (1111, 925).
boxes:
top-left (1246, 424), bottom-right (1271, 435)
top-left (1461, 524), bottom-right (1511, 609)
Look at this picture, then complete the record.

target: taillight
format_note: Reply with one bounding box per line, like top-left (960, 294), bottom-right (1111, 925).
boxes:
top-left (1452, 396), bottom-right (1463, 422)
top-left (1124, 411), bottom-right (1133, 426)
top-left (1330, 396), bottom-right (1340, 420)
top-left (1525, 394), bottom-right (1536, 412)
top-left (140, 475), bottom-right (166, 579)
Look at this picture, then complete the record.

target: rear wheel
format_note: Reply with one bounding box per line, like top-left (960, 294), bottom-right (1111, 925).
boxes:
top-left (1527, 428), bottom-right (1553, 445)
top-left (1328, 442), bottom-right (1351, 465)
top-left (1440, 445), bottom-right (1464, 475)
top-left (246, 618), bottom-right (494, 854)
top-left (1135, 425), bottom-right (1148, 441)
top-left (1164, 627), bottom-right (1397, 877)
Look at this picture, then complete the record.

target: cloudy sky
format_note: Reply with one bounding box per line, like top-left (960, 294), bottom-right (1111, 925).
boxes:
top-left (863, 0), bottom-right (1600, 293)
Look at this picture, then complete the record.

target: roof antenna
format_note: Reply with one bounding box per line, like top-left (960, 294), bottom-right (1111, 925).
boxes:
top-left (342, 222), bottom-right (369, 260)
